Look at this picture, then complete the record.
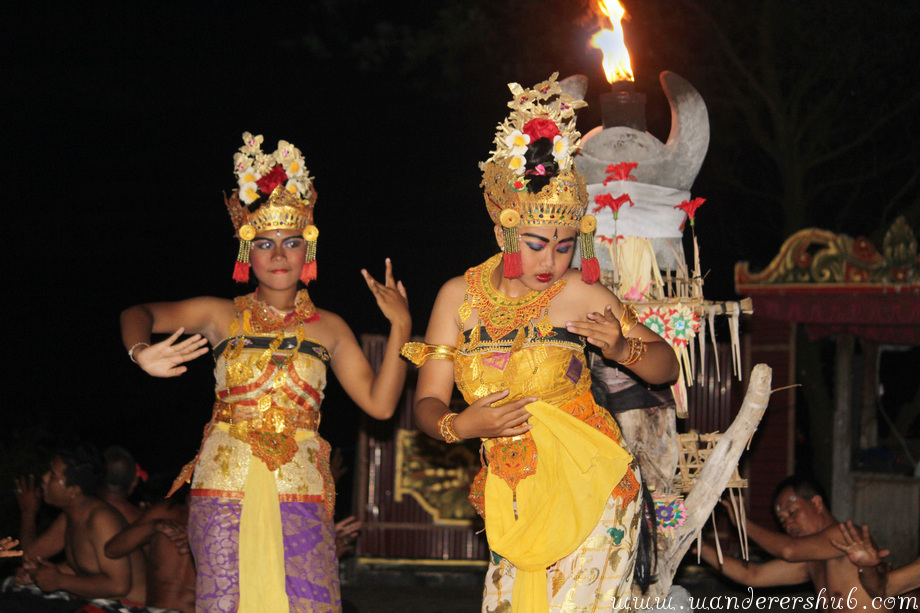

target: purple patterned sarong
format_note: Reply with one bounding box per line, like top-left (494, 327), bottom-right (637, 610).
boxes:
top-left (189, 497), bottom-right (340, 613)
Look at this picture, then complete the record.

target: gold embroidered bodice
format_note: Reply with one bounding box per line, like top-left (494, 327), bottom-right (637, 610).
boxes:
top-left (454, 326), bottom-right (590, 407)
top-left (211, 306), bottom-right (330, 471)
top-left (453, 254), bottom-right (590, 405)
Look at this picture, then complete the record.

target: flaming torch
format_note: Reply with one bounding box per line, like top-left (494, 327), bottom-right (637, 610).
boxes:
top-left (589, 0), bottom-right (646, 131)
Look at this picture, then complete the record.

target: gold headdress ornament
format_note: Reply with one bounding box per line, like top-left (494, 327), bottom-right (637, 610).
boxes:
top-left (225, 132), bottom-right (319, 284)
top-left (480, 73), bottom-right (600, 283)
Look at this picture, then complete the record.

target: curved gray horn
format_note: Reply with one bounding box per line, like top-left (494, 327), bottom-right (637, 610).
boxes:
top-left (659, 71), bottom-right (710, 190)
top-left (559, 74), bottom-right (589, 102)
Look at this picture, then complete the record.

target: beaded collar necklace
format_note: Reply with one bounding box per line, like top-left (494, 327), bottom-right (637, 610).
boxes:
top-left (461, 254), bottom-right (566, 340)
top-left (235, 288), bottom-right (319, 333)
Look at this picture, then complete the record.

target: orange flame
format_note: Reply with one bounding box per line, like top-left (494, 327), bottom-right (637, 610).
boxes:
top-left (589, 0), bottom-right (634, 84)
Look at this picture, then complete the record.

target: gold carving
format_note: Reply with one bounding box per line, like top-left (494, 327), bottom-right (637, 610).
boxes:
top-left (393, 428), bottom-right (482, 525)
top-left (735, 217), bottom-right (919, 289)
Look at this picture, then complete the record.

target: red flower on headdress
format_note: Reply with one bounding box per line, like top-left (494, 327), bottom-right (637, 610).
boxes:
top-left (674, 197), bottom-right (706, 226)
top-left (256, 165), bottom-right (289, 195)
top-left (593, 193), bottom-right (635, 220)
top-left (603, 162), bottom-right (638, 185)
top-left (523, 118), bottom-right (561, 142)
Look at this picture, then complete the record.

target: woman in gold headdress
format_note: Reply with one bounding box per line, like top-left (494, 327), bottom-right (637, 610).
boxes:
top-left (120, 133), bottom-right (410, 613)
top-left (405, 76), bottom-right (679, 612)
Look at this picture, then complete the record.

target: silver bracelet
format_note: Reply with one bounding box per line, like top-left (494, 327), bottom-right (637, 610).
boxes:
top-left (128, 342), bottom-right (149, 364)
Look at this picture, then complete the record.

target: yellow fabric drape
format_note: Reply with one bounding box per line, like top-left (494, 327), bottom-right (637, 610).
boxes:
top-left (484, 401), bottom-right (632, 612)
top-left (233, 425), bottom-right (314, 613)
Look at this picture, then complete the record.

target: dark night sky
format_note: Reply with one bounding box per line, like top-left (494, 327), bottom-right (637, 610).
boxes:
top-left (8, 2), bottom-right (919, 482)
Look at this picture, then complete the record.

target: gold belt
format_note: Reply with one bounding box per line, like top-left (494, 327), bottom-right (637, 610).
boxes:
top-left (211, 400), bottom-right (319, 431)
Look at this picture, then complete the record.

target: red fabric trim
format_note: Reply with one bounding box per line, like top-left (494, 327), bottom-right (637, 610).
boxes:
top-left (190, 488), bottom-right (245, 499)
top-left (283, 361), bottom-right (323, 406)
top-left (217, 362), bottom-right (276, 399)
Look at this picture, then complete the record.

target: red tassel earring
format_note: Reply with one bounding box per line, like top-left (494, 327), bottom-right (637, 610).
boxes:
top-left (500, 209), bottom-right (522, 279)
top-left (579, 214), bottom-right (600, 284)
top-left (232, 231), bottom-right (253, 283)
top-left (300, 225), bottom-right (318, 284)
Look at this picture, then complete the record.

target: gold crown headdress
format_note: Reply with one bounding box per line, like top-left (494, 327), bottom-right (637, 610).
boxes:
top-left (480, 73), bottom-right (600, 283)
top-left (225, 132), bottom-right (319, 284)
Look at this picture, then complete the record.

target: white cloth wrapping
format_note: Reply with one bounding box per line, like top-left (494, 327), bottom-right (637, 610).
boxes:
top-left (588, 180), bottom-right (690, 239)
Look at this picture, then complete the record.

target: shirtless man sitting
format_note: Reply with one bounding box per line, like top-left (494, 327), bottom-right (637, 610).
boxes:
top-left (17, 447), bottom-right (147, 608)
top-left (15, 445), bottom-right (142, 562)
top-left (699, 475), bottom-right (883, 612)
top-left (105, 496), bottom-right (196, 613)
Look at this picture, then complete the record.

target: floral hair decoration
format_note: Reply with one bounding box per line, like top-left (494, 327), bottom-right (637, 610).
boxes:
top-left (225, 132), bottom-right (318, 284)
top-left (480, 73), bottom-right (600, 283)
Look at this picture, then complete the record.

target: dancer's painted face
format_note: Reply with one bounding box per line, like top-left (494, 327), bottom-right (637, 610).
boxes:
top-left (249, 229), bottom-right (306, 290)
top-left (496, 224), bottom-right (576, 290)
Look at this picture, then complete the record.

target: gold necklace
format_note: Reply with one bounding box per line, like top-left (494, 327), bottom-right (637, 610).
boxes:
top-left (462, 254), bottom-right (566, 340)
top-left (235, 289), bottom-right (318, 333)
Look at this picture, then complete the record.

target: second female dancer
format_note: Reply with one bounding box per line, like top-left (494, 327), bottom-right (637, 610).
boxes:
top-left (406, 75), bottom-right (679, 612)
top-left (121, 133), bottom-right (410, 613)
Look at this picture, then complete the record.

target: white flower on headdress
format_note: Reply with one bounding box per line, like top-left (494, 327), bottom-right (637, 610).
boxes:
top-left (239, 132), bottom-right (264, 156)
top-left (552, 135), bottom-right (570, 164)
top-left (285, 178), bottom-right (307, 197)
top-left (285, 157), bottom-right (306, 177)
top-left (508, 154), bottom-right (527, 175)
top-left (504, 130), bottom-right (531, 156)
top-left (274, 140), bottom-right (303, 167)
top-left (253, 153), bottom-right (276, 176)
top-left (239, 182), bottom-right (261, 204)
top-left (235, 158), bottom-right (260, 185)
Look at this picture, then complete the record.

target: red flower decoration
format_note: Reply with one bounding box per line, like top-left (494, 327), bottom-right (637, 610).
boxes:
top-left (522, 118), bottom-right (561, 142)
top-left (603, 162), bottom-right (638, 185)
top-left (674, 197), bottom-right (706, 226)
top-left (256, 165), bottom-right (289, 195)
top-left (593, 192), bottom-right (635, 220)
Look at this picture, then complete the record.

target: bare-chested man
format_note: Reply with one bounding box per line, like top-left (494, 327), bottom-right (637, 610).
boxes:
top-left (21, 448), bottom-right (146, 606)
top-left (700, 475), bottom-right (884, 611)
top-left (16, 445), bottom-right (142, 562)
top-left (105, 497), bottom-right (196, 613)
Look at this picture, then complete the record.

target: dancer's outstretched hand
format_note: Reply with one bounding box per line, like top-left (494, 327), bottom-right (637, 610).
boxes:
top-left (134, 328), bottom-right (210, 378)
top-left (361, 258), bottom-right (410, 329)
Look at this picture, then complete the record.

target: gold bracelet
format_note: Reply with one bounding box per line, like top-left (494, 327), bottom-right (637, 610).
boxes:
top-left (618, 304), bottom-right (639, 337)
top-left (617, 337), bottom-right (647, 367)
top-left (437, 412), bottom-right (462, 443)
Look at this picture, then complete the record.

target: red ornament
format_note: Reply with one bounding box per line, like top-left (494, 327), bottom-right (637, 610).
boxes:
top-left (674, 197), bottom-right (706, 226)
top-left (593, 193), bottom-right (635, 219)
top-left (603, 162), bottom-right (638, 185)
top-left (256, 165), bottom-right (289, 195)
top-left (522, 118), bottom-right (561, 142)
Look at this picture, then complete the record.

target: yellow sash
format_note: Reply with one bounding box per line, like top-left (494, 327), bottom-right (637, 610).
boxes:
top-left (226, 423), bottom-right (314, 613)
top-left (484, 401), bottom-right (632, 612)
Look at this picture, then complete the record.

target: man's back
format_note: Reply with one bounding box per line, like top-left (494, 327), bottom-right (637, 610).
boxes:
top-left (145, 501), bottom-right (195, 613)
top-left (64, 497), bottom-right (147, 604)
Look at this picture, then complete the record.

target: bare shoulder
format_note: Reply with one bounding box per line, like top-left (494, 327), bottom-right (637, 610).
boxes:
top-left (305, 308), bottom-right (355, 351)
top-left (87, 500), bottom-right (129, 535)
top-left (313, 308), bottom-right (349, 331)
top-left (435, 276), bottom-right (468, 306)
top-left (556, 272), bottom-right (623, 316)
